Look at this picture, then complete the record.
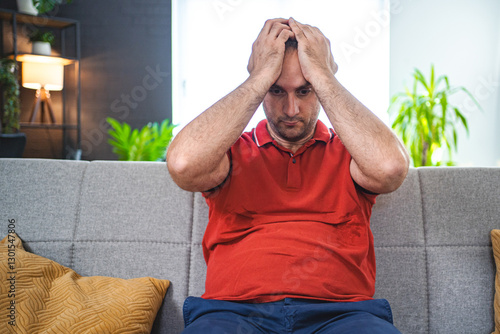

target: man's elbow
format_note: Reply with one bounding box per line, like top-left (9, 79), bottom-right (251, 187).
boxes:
top-left (379, 151), bottom-right (410, 194)
top-left (166, 148), bottom-right (197, 191)
top-left (166, 147), bottom-right (229, 193)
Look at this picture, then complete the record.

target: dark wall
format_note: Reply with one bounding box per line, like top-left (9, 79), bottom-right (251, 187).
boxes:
top-left (1, 0), bottom-right (172, 160)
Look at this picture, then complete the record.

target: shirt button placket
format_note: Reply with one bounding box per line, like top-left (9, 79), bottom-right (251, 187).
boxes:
top-left (287, 154), bottom-right (301, 190)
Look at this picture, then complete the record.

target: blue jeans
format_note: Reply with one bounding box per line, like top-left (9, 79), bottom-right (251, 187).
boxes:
top-left (182, 297), bottom-right (401, 334)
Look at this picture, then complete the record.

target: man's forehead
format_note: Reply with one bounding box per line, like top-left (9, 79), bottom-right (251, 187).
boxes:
top-left (273, 51), bottom-right (309, 89)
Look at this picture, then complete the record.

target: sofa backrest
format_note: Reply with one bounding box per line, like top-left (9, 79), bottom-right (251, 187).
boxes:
top-left (371, 167), bottom-right (498, 333)
top-left (0, 159), bottom-right (498, 333)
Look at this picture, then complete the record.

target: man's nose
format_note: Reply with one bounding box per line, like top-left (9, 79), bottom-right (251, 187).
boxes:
top-left (283, 95), bottom-right (299, 118)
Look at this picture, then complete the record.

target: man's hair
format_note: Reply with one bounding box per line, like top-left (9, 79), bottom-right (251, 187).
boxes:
top-left (285, 38), bottom-right (298, 51)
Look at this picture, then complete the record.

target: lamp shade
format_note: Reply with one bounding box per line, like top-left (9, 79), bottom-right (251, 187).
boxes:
top-left (22, 62), bottom-right (64, 91)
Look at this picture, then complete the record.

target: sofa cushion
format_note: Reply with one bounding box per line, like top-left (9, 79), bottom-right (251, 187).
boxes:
top-left (0, 158), bottom-right (88, 243)
top-left (0, 233), bottom-right (169, 333)
top-left (420, 167), bottom-right (498, 333)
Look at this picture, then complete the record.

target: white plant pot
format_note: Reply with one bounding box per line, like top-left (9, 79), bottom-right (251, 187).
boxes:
top-left (17, 0), bottom-right (38, 15)
top-left (32, 41), bottom-right (51, 56)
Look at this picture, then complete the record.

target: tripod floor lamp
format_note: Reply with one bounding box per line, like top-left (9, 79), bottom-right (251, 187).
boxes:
top-left (21, 61), bottom-right (64, 124)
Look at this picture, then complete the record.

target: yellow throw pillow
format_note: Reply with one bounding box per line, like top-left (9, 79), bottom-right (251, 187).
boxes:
top-left (0, 233), bottom-right (169, 334)
top-left (491, 230), bottom-right (500, 334)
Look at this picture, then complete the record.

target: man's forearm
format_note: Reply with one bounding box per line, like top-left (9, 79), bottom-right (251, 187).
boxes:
top-left (314, 75), bottom-right (409, 194)
top-left (166, 76), bottom-right (269, 192)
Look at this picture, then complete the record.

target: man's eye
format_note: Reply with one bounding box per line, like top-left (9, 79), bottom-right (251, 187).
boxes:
top-left (297, 89), bottom-right (311, 96)
top-left (270, 88), bottom-right (284, 95)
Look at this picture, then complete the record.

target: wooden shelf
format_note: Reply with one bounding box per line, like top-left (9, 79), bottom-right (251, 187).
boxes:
top-left (1, 8), bottom-right (82, 159)
top-left (9, 53), bottom-right (76, 65)
top-left (0, 9), bottom-right (78, 29)
top-left (21, 123), bottom-right (78, 130)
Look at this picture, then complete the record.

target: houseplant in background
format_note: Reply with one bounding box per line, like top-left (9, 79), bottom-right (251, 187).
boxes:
top-left (28, 30), bottom-right (55, 56)
top-left (0, 58), bottom-right (26, 158)
top-left (16, 0), bottom-right (38, 15)
top-left (388, 65), bottom-right (481, 167)
top-left (107, 117), bottom-right (177, 161)
top-left (33, 0), bottom-right (73, 14)
top-left (17, 0), bottom-right (73, 15)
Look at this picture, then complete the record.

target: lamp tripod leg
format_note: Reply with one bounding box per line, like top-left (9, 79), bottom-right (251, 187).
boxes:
top-left (44, 90), bottom-right (56, 124)
top-left (30, 89), bottom-right (43, 123)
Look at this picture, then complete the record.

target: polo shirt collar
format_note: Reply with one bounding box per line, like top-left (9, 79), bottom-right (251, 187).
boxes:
top-left (254, 119), bottom-right (332, 148)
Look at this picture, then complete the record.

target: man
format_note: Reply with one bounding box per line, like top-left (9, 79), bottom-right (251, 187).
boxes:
top-left (167, 18), bottom-right (409, 334)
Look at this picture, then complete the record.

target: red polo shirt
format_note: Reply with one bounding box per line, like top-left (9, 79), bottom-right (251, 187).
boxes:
top-left (201, 119), bottom-right (377, 303)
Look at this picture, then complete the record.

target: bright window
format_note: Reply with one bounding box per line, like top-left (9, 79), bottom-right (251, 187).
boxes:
top-left (172, 0), bottom-right (390, 132)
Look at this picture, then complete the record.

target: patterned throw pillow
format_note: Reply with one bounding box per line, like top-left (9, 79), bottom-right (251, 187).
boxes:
top-left (491, 230), bottom-right (500, 334)
top-left (0, 233), bottom-right (169, 334)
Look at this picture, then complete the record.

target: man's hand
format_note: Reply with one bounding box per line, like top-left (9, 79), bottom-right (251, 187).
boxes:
top-left (247, 18), bottom-right (295, 88)
top-left (288, 17), bottom-right (338, 86)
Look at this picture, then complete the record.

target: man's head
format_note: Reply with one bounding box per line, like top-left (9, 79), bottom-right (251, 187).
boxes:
top-left (262, 38), bottom-right (320, 147)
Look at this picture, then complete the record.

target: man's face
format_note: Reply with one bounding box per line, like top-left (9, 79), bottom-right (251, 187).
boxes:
top-left (263, 50), bottom-right (321, 144)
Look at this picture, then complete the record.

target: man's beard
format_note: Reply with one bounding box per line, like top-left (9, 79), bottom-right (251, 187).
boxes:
top-left (269, 117), bottom-right (312, 143)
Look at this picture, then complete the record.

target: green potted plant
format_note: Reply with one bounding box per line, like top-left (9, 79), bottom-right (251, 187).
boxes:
top-left (17, 0), bottom-right (38, 15)
top-left (107, 117), bottom-right (177, 161)
top-left (17, 0), bottom-right (73, 15)
top-left (0, 58), bottom-right (26, 158)
top-left (34, 0), bottom-right (73, 14)
top-left (388, 65), bottom-right (481, 167)
top-left (29, 30), bottom-right (55, 55)
top-left (33, 0), bottom-right (73, 14)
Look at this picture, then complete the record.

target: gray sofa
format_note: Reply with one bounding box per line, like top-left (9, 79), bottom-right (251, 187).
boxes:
top-left (0, 158), bottom-right (498, 333)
